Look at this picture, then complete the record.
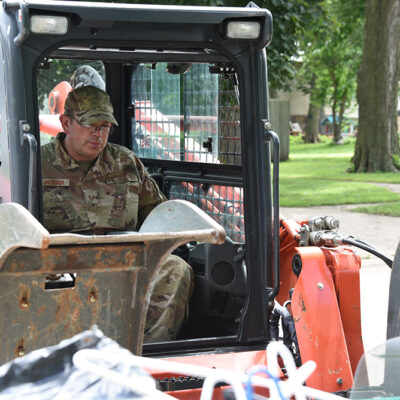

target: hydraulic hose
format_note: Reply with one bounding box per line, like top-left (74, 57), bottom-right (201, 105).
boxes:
top-left (342, 237), bottom-right (393, 269)
top-left (309, 231), bottom-right (393, 268)
top-left (269, 302), bottom-right (302, 367)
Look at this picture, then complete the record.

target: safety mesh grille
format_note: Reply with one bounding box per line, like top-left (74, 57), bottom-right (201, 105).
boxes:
top-left (167, 181), bottom-right (244, 243)
top-left (131, 63), bottom-right (241, 166)
top-left (132, 62), bottom-right (244, 242)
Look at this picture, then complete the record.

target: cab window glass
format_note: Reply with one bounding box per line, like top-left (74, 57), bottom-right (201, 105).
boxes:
top-left (131, 62), bottom-right (244, 242)
top-left (131, 62), bottom-right (241, 166)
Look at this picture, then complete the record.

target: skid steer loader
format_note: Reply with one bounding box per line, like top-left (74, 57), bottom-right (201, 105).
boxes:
top-left (0, 1), bottom-right (395, 398)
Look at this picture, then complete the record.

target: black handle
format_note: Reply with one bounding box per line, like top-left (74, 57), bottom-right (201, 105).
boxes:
top-left (3, 1), bottom-right (30, 45)
top-left (264, 125), bottom-right (280, 300)
top-left (20, 121), bottom-right (37, 214)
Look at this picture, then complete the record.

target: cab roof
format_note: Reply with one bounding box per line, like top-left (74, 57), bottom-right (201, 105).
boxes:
top-left (1, 0), bottom-right (273, 50)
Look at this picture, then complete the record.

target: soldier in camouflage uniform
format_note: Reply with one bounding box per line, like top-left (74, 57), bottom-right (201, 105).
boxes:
top-left (41, 85), bottom-right (193, 342)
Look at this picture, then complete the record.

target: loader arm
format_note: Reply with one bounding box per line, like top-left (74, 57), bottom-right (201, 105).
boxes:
top-left (279, 216), bottom-right (364, 392)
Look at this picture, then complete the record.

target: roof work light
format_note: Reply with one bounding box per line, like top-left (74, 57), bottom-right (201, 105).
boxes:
top-left (226, 21), bottom-right (261, 39)
top-left (30, 15), bottom-right (68, 35)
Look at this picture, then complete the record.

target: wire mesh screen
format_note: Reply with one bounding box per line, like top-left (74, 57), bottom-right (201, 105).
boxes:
top-left (132, 62), bottom-right (244, 242)
top-left (167, 181), bottom-right (244, 242)
top-left (131, 63), bottom-right (241, 165)
top-left (218, 77), bottom-right (241, 165)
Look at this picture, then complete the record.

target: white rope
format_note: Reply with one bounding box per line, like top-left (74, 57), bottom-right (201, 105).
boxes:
top-left (73, 349), bottom-right (175, 400)
top-left (72, 342), bottom-right (347, 400)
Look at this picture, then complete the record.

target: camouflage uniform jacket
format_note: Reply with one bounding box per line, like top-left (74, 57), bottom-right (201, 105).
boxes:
top-left (41, 132), bottom-right (166, 233)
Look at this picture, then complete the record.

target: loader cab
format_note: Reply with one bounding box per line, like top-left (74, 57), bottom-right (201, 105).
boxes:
top-left (0, 1), bottom-right (276, 356)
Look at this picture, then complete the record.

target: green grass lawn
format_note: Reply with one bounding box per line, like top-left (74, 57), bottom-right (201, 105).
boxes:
top-left (280, 136), bottom-right (400, 213)
top-left (351, 202), bottom-right (400, 217)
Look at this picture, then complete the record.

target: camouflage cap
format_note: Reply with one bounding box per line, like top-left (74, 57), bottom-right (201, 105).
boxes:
top-left (64, 85), bottom-right (118, 126)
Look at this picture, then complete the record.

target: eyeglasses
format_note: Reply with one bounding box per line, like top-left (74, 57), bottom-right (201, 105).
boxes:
top-left (70, 116), bottom-right (112, 135)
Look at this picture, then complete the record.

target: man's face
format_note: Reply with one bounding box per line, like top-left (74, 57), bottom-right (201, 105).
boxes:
top-left (60, 114), bottom-right (111, 162)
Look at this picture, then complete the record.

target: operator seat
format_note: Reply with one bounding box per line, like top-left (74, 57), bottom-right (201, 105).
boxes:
top-left (181, 237), bottom-right (246, 338)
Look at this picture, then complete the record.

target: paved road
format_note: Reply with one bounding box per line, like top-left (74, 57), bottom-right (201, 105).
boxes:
top-left (281, 204), bottom-right (399, 360)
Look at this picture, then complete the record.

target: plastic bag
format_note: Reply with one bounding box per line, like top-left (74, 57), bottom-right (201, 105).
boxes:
top-left (0, 327), bottom-right (157, 399)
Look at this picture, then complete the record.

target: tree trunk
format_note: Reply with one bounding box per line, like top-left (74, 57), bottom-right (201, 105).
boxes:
top-left (331, 104), bottom-right (342, 143)
top-left (304, 102), bottom-right (320, 143)
top-left (352, 0), bottom-right (400, 172)
top-left (333, 96), bottom-right (347, 144)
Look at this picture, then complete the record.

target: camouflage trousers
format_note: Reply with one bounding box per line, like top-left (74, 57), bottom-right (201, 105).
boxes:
top-left (144, 254), bottom-right (193, 343)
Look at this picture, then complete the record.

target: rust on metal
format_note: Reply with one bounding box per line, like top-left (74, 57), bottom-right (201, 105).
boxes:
top-left (0, 237), bottom-right (191, 364)
top-left (19, 284), bottom-right (30, 310)
top-left (298, 294), bottom-right (307, 312)
top-left (15, 339), bottom-right (25, 358)
top-left (0, 242), bottom-right (149, 364)
top-left (2, 243), bottom-right (146, 276)
top-left (88, 286), bottom-right (98, 304)
top-left (0, 200), bottom-right (226, 364)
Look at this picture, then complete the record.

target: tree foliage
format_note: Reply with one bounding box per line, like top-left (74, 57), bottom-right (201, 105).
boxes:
top-left (257, 0), bottom-right (321, 92)
top-left (92, 0), bottom-right (319, 92)
top-left (297, 0), bottom-right (365, 143)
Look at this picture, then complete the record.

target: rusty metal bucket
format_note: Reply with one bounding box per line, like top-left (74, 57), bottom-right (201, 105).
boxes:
top-left (0, 200), bottom-right (225, 364)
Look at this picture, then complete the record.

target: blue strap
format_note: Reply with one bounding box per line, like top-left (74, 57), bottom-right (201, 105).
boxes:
top-left (245, 365), bottom-right (286, 400)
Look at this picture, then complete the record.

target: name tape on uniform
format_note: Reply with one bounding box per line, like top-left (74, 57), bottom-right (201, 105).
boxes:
top-left (43, 178), bottom-right (70, 187)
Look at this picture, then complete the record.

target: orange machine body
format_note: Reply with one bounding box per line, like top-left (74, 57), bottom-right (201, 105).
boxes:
top-left (149, 217), bottom-right (364, 398)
